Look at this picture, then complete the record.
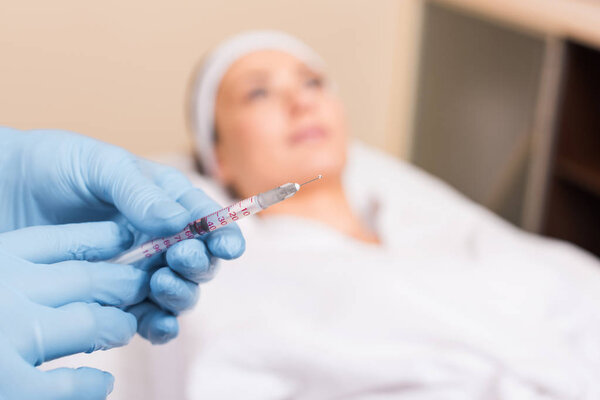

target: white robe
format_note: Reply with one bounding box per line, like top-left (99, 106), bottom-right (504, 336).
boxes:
top-left (177, 143), bottom-right (600, 399)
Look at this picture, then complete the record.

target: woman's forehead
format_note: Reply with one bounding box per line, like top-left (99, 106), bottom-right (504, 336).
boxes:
top-left (222, 50), bottom-right (317, 86)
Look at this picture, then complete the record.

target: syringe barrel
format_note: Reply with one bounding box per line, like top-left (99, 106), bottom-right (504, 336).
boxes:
top-left (110, 183), bottom-right (300, 265)
top-left (110, 195), bottom-right (263, 265)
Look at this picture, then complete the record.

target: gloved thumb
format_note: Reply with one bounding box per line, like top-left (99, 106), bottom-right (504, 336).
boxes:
top-left (85, 151), bottom-right (192, 237)
top-left (0, 222), bottom-right (134, 264)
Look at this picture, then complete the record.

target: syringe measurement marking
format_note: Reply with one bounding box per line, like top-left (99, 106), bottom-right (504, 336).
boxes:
top-left (141, 224), bottom-right (194, 258)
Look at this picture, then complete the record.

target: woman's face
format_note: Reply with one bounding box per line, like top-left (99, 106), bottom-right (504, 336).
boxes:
top-left (213, 50), bottom-right (347, 197)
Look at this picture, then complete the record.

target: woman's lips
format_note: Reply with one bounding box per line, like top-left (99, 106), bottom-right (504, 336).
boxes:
top-left (290, 126), bottom-right (327, 144)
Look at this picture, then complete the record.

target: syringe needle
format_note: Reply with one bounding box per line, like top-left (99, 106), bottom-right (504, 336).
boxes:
top-left (299, 174), bottom-right (323, 187)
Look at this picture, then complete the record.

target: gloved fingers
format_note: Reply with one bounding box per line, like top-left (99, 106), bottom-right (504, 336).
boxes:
top-left (0, 345), bottom-right (111, 400)
top-left (135, 247), bottom-right (169, 272)
top-left (85, 151), bottom-right (191, 237)
top-left (19, 261), bottom-right (149, 308)
top-left (142, 160), bottom-right (245, 260)
top-left (166, 239), bottom-right (217, 283)
top-left (138, 159), bottom-right (200, 201)
top-left (0, 221), bottom-right (134, 264)
top-left (127, 301), bottom-right (179, 344)
top-left (37, 303), bottom-right (136, 363)
top-left (203, 226), bottom-right (245, 260)
top-left (0, 338), bottom-right (43, 400)
top-left (148, 267), bottom-right (199, 314)
top-left (177, 189), bottom-right (246, 260)
top-left (40, 367), bottom-right (114, 400)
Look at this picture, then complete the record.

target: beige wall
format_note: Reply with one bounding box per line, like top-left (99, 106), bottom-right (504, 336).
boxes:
top-left (0, 0), bottom-right (421, 158)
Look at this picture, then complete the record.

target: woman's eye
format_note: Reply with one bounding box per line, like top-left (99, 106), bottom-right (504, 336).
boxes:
top-left (305, 77), bottom-right (323, 88)
top-left (247, 88), bottom-right (268, 100)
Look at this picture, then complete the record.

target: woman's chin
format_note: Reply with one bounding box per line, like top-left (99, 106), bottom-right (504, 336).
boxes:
top-left (291, 153), bottom-right (345, 183)
top-left (252, 142), bottom-right (347, 189)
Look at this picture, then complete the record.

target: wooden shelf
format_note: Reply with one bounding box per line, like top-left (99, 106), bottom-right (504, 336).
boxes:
top-left (431, 0), bottom-right (600, 49)
top-left (556, 157), bottom-right (600, 198)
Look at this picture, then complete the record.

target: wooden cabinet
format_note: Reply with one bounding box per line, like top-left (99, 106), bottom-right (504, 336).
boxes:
top-left (410, 2), bottom-right (599, 256)
top-left (543, 42), bottom-right (600, 255)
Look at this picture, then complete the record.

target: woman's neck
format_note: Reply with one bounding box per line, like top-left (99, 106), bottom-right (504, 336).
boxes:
top-left (259, 178), bottom-right (380, 244)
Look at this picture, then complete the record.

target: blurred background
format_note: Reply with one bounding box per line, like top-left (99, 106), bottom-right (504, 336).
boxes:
top-left (1, 0), bottom-right (598, 255)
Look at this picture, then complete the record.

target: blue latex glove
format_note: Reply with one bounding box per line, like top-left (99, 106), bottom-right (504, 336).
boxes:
top-left (0, 222), bottom-right (150, 400)
top-left (0, 127), bottom-right (245, 343)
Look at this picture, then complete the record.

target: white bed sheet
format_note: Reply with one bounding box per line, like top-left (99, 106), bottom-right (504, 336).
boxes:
top-left (175, 142), bottom-right (600, 399)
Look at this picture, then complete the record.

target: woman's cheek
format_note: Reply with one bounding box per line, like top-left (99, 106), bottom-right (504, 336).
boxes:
top-left (247, 108), bottom-right (288, 142)
top-left (232, 109), bottom-right (268, 142)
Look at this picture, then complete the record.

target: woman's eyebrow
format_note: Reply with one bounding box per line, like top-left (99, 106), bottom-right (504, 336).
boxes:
top-left (232, 69), bottom-right (270, 86)
top-left (296, 64), bottom-right (319, 76)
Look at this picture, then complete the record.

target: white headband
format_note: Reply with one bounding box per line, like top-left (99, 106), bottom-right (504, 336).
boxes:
top-left (190, 30), bottom-right (326, 177)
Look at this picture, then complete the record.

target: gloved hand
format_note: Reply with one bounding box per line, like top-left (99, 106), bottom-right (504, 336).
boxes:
top-left (0, 222), bottom-right (150, 400)
top-left (0, 127), bottom-right (245, 343)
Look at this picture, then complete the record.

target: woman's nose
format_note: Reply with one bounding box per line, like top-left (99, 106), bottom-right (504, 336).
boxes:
top-left (286, 85), bottom-right (316, 115)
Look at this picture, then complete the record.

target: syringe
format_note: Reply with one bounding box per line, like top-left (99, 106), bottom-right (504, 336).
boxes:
top-left (111, 175), bottom-right (322, 265)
